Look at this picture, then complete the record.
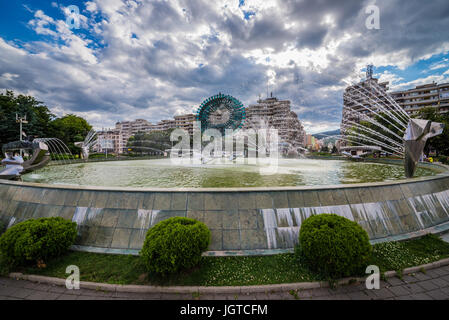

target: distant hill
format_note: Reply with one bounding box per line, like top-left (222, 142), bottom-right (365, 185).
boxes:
top-left (312, 129), bottom-right (340, 140)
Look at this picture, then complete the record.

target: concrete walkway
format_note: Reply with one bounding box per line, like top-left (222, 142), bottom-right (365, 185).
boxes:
top-left (1, 264), bottom-right (449, 300)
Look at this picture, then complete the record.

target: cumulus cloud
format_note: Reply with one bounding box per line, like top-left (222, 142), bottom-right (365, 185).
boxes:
top-left (0, 0), bottom-right (449, 133)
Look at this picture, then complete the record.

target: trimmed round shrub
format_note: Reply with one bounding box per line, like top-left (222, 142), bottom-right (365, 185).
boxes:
top-left (140, 217), bottom-right (211, 274)
top-left (0, 217), bottom-right (77, 267)
top-left (299, 213), bottom-right (372, 279)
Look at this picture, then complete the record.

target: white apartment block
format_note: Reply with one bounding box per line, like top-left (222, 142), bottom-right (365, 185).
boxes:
top-left (95, 96), bottom-right (307, 155)
top-left (244, 95), bottom-right (306, 149)
top-left (390, 82), bottom-right (449, 116)
top-left (95, 115), bottom-right (196, 154)
top-left (341, 77), bottom-right (390, 136)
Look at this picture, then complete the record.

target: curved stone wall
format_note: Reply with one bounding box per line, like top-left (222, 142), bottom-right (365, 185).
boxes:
top-left (1, 163), bottom-right (449, 255)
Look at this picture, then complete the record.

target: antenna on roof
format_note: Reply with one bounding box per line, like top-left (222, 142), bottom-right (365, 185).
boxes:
top-left (366, 64), bottom-right (374, 80)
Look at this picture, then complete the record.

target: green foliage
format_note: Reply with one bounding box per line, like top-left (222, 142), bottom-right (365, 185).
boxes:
top-left (345, 111), bottom-right (404, 155)
top-left (140, 217), bottom-right (210, 274)
top-left (438, 155), bottom-right (449, 165)
top-left (298, 213), bottom-right (372, 279)
top-left (87, 153), bottom-right (109, 159)
top-left (0, 220), bottom-right (6, 236)
top-left (414, 107), bottom-right (449, 156)
top-left (0, 217), bottom-right (77, 268)
top-left (370, 234), bottom-right (449, 273)
top-left (320, 145), bottom-right (329, 153)
top-left (50, 154), bottom-right (74, 160)
top-left (49, 114), bottom-right (92, 154)
top-left (127, 129), bottom-right (174, 155)
top-left (0, 90), bottom-right (93, 156)
top-left (0, 90), bottom-right (55, 146)
top-left (18, 234), bottom-right (449, 286)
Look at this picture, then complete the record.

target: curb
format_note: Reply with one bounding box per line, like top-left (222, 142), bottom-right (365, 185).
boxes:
top-left (8, 257), bottom-right (449, 294)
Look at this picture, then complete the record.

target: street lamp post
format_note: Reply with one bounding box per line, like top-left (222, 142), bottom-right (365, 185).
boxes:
top-left (16, 113), bottom-right (28, 157)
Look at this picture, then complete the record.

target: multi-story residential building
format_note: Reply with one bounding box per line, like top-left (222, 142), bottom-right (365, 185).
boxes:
top-left (340, 65), bottom-right (449, 153)
top-left (340, 73), bottom-right (390, 136)
top-left (174, 114), bottom-right (196, 135)
top-left (95, 115), bottom-right (196, 154)
top-left (305, 134), bottom-right (322, 151)
top-left (94, 128), bottom-right (121, 154)
top-left (244, 95), bottom-right (306, 149)
top-left (390, 82), bottom-right (449, 116)
top-left (95, 95), bottom-right (306, 155)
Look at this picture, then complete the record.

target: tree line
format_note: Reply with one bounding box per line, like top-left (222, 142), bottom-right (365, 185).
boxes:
top-left (0, 90), bottom-right (92, 155)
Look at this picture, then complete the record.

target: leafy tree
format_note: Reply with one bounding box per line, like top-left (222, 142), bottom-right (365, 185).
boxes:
top-left (0, 90), bottom-right (55, 146)
top-left (344, 111), bottom-right (405, 156)
top-left (49, 114), bottom-right (92, 154)
top-left (414, 107), bottom-right (449, 156)
top-left (127, 129), bottom-right (174, 155)
top-left (0, 91), bottom-right (93, 156)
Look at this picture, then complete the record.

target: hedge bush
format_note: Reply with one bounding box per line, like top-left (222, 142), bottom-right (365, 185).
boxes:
top-left (438, 155), bottom-right (449, 165)
top-left (0, 217), bottom-right (77, 267)
top-left (298, 213), bottom-right (372, 279)
top-left (140, 217), bottom-right (211, 274)
top-left (0, 220), bottom-right (6, 236)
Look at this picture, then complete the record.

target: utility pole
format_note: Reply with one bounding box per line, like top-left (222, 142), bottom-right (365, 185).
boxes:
top-left (16, 113), bottom-right (28, 157)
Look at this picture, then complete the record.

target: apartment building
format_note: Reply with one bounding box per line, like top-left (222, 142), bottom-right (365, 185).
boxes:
top-left (340, 76), bottom-right (390, 135)
top-left (244, 95), bottom-right (306, 149)
top-left (93, 128), bottom-right (121, 154)
top-left (390, 82), bottom-right (449, 116)
top-left (174, 114), bottom-right (196, 135)
top-left (96, 115), bottom-right (196, 154)
top-left (95, 95), bottom-right (307, 155)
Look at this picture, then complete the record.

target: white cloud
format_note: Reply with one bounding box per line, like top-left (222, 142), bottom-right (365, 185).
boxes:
top-left (390, 74), bottom-right (449, 92)
top-left (1, 0), bottom-right (449, 132)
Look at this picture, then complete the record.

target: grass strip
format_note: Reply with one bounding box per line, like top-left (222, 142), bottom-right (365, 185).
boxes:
top-left (6, 234), bottom-right (449, 286)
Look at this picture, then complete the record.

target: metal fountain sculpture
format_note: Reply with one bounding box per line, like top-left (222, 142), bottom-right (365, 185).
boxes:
top-left (330, 66), bottom-right (445, 178)
top-left (403, 119), bottom-right (444, 178)
top-left (0, 136), bottom-right (51, 180)
top-left (1, 117), bottom-right (82, 180)
top-left (74, 129), bottom-right (97, 160)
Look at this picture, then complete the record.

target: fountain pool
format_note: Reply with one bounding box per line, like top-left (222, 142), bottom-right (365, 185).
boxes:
top-left (21, 158), bottom-right (438, 188)
top-left (1, 158), bottom-right (449, 256)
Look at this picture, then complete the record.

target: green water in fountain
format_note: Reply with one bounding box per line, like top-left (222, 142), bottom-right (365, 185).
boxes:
top-left (21, 158), bottom-right (439, 188)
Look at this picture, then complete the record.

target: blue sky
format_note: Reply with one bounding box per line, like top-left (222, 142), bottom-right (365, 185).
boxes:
top-left (1, 0), bottom-right (449, 133)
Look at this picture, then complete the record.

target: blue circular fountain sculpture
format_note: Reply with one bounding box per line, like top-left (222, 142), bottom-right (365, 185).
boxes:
top-left (196, 93), bottom-right (246, 134)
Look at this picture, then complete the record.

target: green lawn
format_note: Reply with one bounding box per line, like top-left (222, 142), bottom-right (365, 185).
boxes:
top-left (8, 234), bottom-right (449, 286)
top-left (0, 235), bottom-right (449, 286)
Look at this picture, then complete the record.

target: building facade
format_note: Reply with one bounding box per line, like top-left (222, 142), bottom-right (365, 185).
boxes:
top-left (340, 66), bottom-right (449, 151)
top-left (95, 115), bottom-right (196, 154)
top-left (340, 75), bottom-right (390, 137)
top-left (390, 82), bottom-right (449, 116)
top-left (244, 95), bottom-right (306, 150)
top-left (95, 95), bottom-right (306, 155)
